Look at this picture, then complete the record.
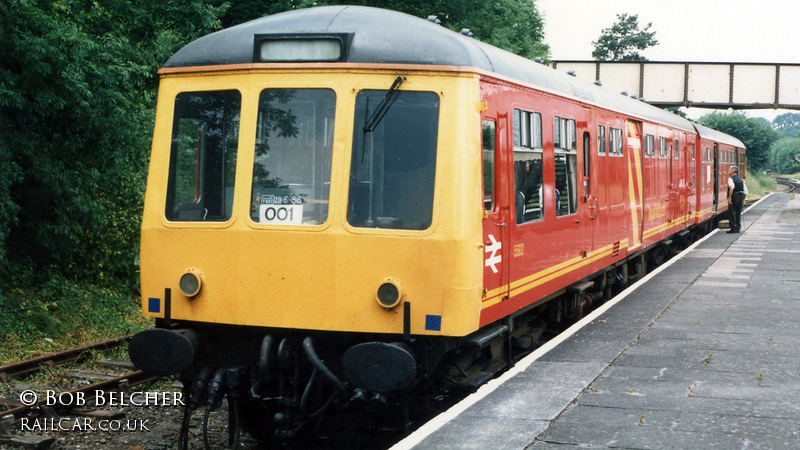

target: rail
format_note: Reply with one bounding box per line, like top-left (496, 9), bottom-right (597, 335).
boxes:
top-left (774, 177), bottom-right (800, 193)
top-left (0, 335), bottom-right (133, 380)
top-left (0, 370), bottom-right (159, 419)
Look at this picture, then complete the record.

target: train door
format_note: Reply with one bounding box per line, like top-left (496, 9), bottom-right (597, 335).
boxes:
top-left (682, 133), bottom-right (693, 223)
top-left (564, 108), bottom-right (593, 258)
top-left (482, 113), bottom-right (510, 304)
top-left (669, 138), bottom-right (683, 223)
top-left (578, 107), bottom-right (598, 254)
top-left (595, 122), bottom-right (610, 250)
top-left (712, 144), bottom-right (720, 211)
top-left (625, 120), bottom-right (645, 252)
top-left (665, 141), bottom-right (677, 222)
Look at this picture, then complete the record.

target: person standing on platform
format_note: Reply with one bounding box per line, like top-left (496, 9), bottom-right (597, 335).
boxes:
top-left (727, 166), bottom-right (747, 233)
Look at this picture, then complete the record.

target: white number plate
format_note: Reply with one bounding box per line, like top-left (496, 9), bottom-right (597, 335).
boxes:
top-left (259, 204), bottom-right (303, 224)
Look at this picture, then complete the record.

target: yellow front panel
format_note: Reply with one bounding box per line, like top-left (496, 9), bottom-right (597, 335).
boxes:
top-left (140, 67), bottom-right (484, 336)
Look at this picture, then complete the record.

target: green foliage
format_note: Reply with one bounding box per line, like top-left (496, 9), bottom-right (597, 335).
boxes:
top-left (0, 276), bottom-right (150, 363)
top-left (697, 111), bottom-right (779, 172)
top-left (744, 169), bottom-right (777, 198)
top-left (0, 0), bottom-right (229, 288)
top-left (592, 13), bottom-right (658, 61)
top-left (768, 137), bottom-right (800, 174)
top-left (222, 0), bottom-right (318, 27)
top-left (773, 112), bottom-right (800, 137)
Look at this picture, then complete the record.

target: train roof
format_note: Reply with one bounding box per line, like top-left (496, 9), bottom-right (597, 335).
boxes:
top-left (692, 123), bottom-right (746, 148)
top-left (166, 6), bottom-right (704, 134)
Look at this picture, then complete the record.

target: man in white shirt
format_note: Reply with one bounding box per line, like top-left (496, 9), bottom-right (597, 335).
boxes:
top-left (726, 166), bottom-right (747, 233)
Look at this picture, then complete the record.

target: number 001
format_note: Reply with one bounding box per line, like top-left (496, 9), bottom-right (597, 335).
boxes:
top-left (265, 206), bottom-right (292, 221)
top-left (260, 204), bottom-right (303, 225)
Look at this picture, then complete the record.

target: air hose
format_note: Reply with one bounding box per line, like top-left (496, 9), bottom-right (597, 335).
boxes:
top-left (302, 337), bottom-right (347, 397)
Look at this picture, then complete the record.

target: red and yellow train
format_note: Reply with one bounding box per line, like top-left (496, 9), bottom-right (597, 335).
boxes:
top-left (128, 5), bottom-right (745, 445)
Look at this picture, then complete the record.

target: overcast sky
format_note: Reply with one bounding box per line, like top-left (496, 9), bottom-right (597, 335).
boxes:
top-left (536, 0), bottom-right (800, 120)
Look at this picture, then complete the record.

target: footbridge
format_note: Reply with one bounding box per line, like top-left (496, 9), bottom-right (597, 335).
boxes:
top-left (551, 61), bottom-right (800, 110)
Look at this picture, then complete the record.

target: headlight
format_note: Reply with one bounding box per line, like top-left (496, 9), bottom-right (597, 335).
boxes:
top-left (376, 278), bottom-right (404, 309)
top-left (179, 269), bottom-right (203, 298)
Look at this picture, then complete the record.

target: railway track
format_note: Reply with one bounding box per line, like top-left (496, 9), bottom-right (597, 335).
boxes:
top-left (775, 176), bottom-right (800, 192)
top-left (0, 336), bottom-right (160, 449)
top-left (0, 335), bottom-right (132, 381)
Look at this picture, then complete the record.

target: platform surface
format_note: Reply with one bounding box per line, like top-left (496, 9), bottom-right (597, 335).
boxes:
top-left (398, 192), bottom-right (800, 449)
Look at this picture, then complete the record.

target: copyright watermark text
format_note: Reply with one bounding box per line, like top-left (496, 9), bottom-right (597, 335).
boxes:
top-left (19, 390), bottom-right (184, 407)
top-left (20, 417), bottom-right (150, 432)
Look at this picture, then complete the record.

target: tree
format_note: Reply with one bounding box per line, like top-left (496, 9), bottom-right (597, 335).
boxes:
top-left (221, 0), bottom-right (317, 27)
top-left (768, 137), bottom-right (800, 174)
top-left (698, 111), bottom-right (779, 172)
top-left (773, 112), bottom-right (800, 137)
top-left (592, 13), bottom-right (658, 61)
top-left (0, 0), bottom-right (228, 286)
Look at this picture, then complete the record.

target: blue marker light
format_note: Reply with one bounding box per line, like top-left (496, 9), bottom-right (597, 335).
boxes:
top-left (148, 297), bottom-right (161, 313)
top-left (425, 314), bottom-right (442, 331)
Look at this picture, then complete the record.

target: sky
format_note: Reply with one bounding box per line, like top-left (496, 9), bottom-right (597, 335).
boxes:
top-left (535, 0), bottom-right (800, 121)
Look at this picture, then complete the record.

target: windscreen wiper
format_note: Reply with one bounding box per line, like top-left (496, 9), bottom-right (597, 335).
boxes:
top-left (359, 76), bottom-right (406, 226)
top-left (363, 76), bottom-right (406, 133)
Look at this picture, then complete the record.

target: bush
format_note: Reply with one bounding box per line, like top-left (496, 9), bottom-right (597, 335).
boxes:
top-left (768, 137), bottom-right (800, 174)
top-left (744, 169), bottom-right (777, 198)
top-left (0, 276), bottom-right (150, 363)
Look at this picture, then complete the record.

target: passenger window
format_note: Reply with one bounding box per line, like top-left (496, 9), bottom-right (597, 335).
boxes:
top-left (597, 125), bottom-right (606, 155)
top-left (166, 90), bottom-right (241, 222)
top-left (482, 120), bottom-right (496, 211)
top-left (554, 116), bottom-right (577, 216)
top-left (645, 135), bottom-right (655, 158)
top-left (609, 127), bottom-right (623, 156)
top-left (553, 116), bottom-right (576, 150)
top-left (513, 108), bottom-right (544, 224)
top-left (658, 137), bottom-right (667, 158)
top-left (514, 109), bottom-right (542, 149)
top-left (674, 139), bottom-right (680, 159)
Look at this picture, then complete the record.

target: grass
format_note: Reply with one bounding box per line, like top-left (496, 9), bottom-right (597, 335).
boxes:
top-left (745, 169), bottom-right (777, 198)
top-left (0, 276), bottom-right (151, 364)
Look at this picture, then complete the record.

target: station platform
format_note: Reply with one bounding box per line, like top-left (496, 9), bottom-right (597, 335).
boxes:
top-left (395, 192), bottom-right (800, 449)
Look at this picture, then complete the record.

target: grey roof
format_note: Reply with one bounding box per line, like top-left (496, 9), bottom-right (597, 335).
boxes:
top-left (165, 6), bottom-right (707, 134)
top-left (692, 123), bottom-right (746, 148)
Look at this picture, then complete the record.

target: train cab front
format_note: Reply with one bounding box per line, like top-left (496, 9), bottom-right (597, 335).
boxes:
top-left (130, 59), bottom-right (485, 443)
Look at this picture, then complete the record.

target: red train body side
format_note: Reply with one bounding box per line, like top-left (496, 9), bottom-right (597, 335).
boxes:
top-left (477, 76), bottom-right (745, 327)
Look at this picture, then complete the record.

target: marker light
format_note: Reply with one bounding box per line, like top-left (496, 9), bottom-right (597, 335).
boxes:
top-left (376, 278), bottom-right (405, 309)
top-left (179, 269), bottom-right (203, 298)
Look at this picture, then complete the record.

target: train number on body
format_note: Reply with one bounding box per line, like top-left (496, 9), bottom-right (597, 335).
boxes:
top-left (259, 195), bottom-right (303, 225)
